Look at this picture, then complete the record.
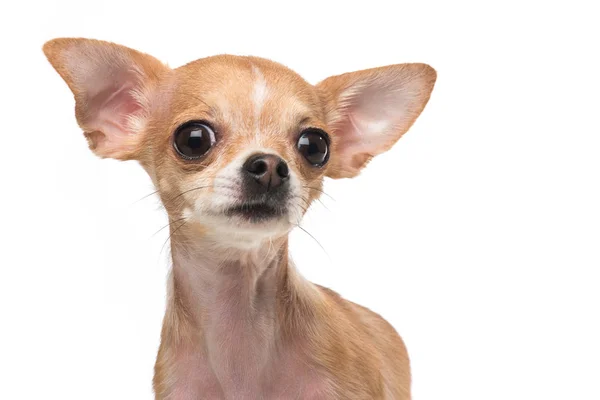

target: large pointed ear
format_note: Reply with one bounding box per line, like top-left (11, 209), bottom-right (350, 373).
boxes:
top-left (317, 63), bottom-right (436, 178)
top-left (43, 38), bottom-right (169, 160)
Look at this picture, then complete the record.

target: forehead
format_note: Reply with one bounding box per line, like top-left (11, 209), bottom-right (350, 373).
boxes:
top-left (167, 56), bottom-right (324, 135)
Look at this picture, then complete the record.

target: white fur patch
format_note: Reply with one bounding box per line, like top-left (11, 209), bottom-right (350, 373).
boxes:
top-left (251, 66), bottom-right (269, 143)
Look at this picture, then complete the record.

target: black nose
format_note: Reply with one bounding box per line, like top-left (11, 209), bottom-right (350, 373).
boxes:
top-left (243, 153), bottom-right (290, 191)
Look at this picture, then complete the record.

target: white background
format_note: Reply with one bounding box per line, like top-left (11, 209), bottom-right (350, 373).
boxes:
top-left (1, 1), bottom-right (599, 399)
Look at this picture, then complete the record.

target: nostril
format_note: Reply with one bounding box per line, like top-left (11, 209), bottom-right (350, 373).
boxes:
top-left (248, 159), bottom-right (268, 176)
top-left (276, 161), bottom-right (289, 178)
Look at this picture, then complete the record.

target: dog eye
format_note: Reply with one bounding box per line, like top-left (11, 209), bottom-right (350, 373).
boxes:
top-left (297, 128), bottom-right (330, 167)
top-left (173, 122), bottom-right (216, 160)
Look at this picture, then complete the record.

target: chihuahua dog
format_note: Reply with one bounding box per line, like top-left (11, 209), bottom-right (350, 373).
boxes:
top-left (44, 38), bottom-right (436, 399)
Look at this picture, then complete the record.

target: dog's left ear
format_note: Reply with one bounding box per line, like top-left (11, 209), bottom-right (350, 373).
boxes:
top-left (317, 63), bottom-right (436, 178)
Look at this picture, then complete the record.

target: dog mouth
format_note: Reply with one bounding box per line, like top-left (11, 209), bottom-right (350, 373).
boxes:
top-left (225, 202), bottom-right (286, 222)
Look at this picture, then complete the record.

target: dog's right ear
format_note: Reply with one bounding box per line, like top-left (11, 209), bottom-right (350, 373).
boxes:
top-left (43, 38), bottom-right (169, 160)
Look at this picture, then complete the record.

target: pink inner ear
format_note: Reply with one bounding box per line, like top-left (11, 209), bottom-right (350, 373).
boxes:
top-left (336, 88), bottom-right (403, 160)
top-left (90, 81), bottom-right (143, 152)
top-left (60, 43), bottom-right (151, 157)
top-left (78, 65), bottom-right (149, 157)
top-left (335, 74), bottom-right (427, 157)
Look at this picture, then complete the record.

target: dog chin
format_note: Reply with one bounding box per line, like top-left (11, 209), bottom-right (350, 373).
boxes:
top-left (198, 210), bottom-right (292, 249)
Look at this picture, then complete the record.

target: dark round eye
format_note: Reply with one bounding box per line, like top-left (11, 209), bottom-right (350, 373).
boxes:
top-left (173, 121), bottom-right (216, 160)
top-left (297, 128), bottom-right (330, 167)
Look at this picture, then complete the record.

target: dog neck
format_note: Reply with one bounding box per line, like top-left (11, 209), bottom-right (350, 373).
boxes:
top-left (164, 223), bottom-right (323, 394)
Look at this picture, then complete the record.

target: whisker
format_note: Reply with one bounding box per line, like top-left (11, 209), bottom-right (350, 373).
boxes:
top-left (160, 218), bottom-right (189, 256)
top-left (315, 197), bottom-right (330, 212)
top-left (303, 186), bottom-right (336, 201)
top-left (166, 185), bottom-right (212, 205)
top-left (131, 189), bottom-right (159, 205)
top-left (152, 217), bottom-right (186, 237)
top-left (288, 197), bottom-right (308, 211)
top-left (293, 223), bottom-right (330, 260)
top-left (289, 195), bottom-right (331, 214)
top-left (291, 195), bottom-right (312, 209)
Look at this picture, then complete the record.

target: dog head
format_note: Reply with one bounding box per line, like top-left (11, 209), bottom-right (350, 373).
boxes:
top-left (44, 38), bottom-right (436, 249)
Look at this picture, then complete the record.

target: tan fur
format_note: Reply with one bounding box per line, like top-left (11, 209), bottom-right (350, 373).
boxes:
top-left (43, 38), bottom-right (436, 399)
